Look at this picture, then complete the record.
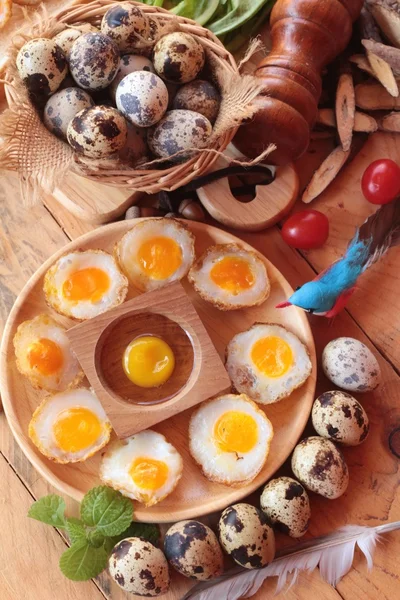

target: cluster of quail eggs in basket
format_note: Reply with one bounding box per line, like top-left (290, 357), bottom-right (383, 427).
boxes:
top-left (16, 3), bottom-right (221, 164)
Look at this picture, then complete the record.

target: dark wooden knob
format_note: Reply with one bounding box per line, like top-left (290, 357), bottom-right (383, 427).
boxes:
top-left (234, 0), bottom-right (364, 164)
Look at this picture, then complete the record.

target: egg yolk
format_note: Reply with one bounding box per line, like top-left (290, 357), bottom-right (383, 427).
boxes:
top-left (251, 336), bottom-right (294, 378)
top-left (210, 256), bottom-right (255, 294)
top-left (27, 338), bottom-right (64, 376)
top-left (62, 267), bottom-right (110, 303)
top-left (53, 407), bottom-right (102, 453)
top-left (129, 457), bottom-right (169, 491)
top-left (123, 336), bottom-right (175, 388)
top-left (137, 236), bottom-right (182, 280)
top-left (214, 411), bottom-right (258, 453)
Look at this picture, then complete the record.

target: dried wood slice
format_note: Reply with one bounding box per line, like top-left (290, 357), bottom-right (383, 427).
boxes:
top-left (355, 81), bottom-right (400, 110)
top-left (362, 39), bottom-right (400, 77)
top-left (336, 71), bottom-right (355, 151)
top-left (349, 54), bottom-right (375, 76)
top-left (366, 50), bottom-right (399, 97)
top-left (369, 2), bottom-right (400, 49)
top-left (379, 111), bottom-right (400, 132)
top-left (0, 0), bottom-right (11, 30)
top-left (317, 108), bottom-right (378, 132)
top-left (317, 108), bottom-right (336, 127)
top-left (302, 145), bottom-right (351, 204)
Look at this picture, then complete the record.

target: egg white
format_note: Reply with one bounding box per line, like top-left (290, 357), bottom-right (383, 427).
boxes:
top-left (29, 388), bottom-right (111, 463)
top-left (188, 243), bottom-right (270, 310)
top-left (226, 323), bottom-right (312, 405)
top-left (13, 314), bottom-right (84, 392)
top-left (43, 250), bottom-right (128, 320)
top-left (114, 218), bottom-right (195, 291)
top-left (100, 430), bottom-right (183, 506)
top-left (189, 394), bottom-right (273, 487)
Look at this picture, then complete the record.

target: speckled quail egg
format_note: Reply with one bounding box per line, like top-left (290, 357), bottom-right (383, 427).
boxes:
top-left (69, 32), bottom-right (119, 90)
top-left (153, 32), bottom-right (205, 84)
top-left (148, 110), bottom-right (212, 161)
top-left (312, 390), bottom-right (370, 446)
top-left (260, 477), bottom-right (311, 538)
top-left (101, 3), bottom-right (150, 53)
top-left (164, 520), bottom-right (224, 580)
top-left (53, 24), bottom-right (99, 60)
top-left (110, 54), bottom-right (155, 100)
top-left (218, 504), bottom-right (275, 569)
top-left (109, 538), bottom-right (169, 596)
top-left (67, 105), bottom-right (128, 159)
top-left (173, 80), bottom-right (220, 123)
top-left (44, 87), bottom-right (94, 139)
top-left (116, 70), bottom-right (168, 127)
top-left (291, 436), bottom-right (349, 499)
top-left (119, 121), bottom-right (148, 165)
top-left (322, 337), bottom-right (381, 393)
top-left (16, 38), bottom-right (68, 97)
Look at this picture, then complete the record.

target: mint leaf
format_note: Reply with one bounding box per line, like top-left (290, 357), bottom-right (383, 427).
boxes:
top-left (104, 522), bottom-right (160, 553)
top-left (88, 530), bottom-right (105, 548)
top-left (65, 518), bottom-right (86, 544)
top-left (28, 495), bottom-right (66, 528)
top-left (80, 487), bottom-right (133, 537)
top-left (59, 539), bottom-right (108, 581)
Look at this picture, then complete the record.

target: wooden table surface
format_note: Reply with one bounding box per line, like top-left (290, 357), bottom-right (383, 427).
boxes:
top-left (1, 4), bottom-right (400, 600)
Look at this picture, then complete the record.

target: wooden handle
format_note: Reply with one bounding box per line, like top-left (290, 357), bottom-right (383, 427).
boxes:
top-left (234, 0), bottom-right (364, 164)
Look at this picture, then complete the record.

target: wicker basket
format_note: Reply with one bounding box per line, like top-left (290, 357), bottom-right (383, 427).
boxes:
top-left (1, 0), bottom-right (264, 199)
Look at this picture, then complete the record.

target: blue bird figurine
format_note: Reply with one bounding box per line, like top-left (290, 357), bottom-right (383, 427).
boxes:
top-left (277, 199), bottom-right (400, 318)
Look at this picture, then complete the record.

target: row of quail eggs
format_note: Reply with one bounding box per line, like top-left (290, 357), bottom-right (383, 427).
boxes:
top-left (16, 3), bottom-right (221, 165)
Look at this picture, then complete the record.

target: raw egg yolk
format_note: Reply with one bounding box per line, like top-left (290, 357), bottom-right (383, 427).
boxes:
top-left (210, 256), bottom-right (255, 294)
top-left (27, 338), bottom-right (64, 376)
top-left (129, 457), bottom-right (169, 490)
top-left (251, 336), bottom-right (294, 378)
top-left (53, 407), bottom-right (102, 452)
top-left (123, 336), bottom-right (175, 388)
top-left (137, 236), bottom-right (182, 280)
top-left (214, 411), bottom-right (258, 453)
top-left (62, 268), bottom-right (110, 303)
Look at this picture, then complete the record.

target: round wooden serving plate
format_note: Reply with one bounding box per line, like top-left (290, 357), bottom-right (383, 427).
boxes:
top-left (0, 220), bottom-right (316, 522)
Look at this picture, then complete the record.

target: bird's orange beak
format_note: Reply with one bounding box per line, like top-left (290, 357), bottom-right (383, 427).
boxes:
top-left (276, 301), bottom-right (292, 308)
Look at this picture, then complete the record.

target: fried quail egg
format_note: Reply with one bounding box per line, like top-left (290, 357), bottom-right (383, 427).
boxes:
top-left (164, 520), bottom-right (224, 580)
top-left (110, 54), bottom-right (155, 101)
top-left (188, 243), bottom-right (270, 310)
top-left (218, 504), bottom-right (275, 569)
top-left (114, 218), bottom-right (195, 291)
top-left (291, 436), bottom-right (349, 499)
top-left (312, 390), bottom-right (370, 446)
top-left (43, 250), bottom-right (128, 320)
top-left (116, 71), bottom-right (168, 127)
top-left (153, 32), bottom-right (205, 84)
top-left (226, 323), bottom-right (312, 405)
top-left (69, 32), bottom-right (119, 90)
top-left (44, 87), bottom-right (94, 139)
top-left (29, 388), bottom-right (111, 463)
top-left (189, 394), bottom-right (274, 487)
top-left (67, 105), bottom-right (128, 158)
top-left (260, 477), bottom-right (311, 538)
top-left (322, 337), bottom-right (381, 393)
top-left (16, 38), bottom-right (68, 97)
top-left (109, 538), bottom-right (169, 596)
top-left (100, 430), bottom-right (183, 507)
top-left (101, 4), bottom-right (150, 53)
top-left (148, 110), bottom-right (212, 160)
top-left (13, 314), bottom-right (84, 392)
top-left (53, 24), bottom-right (99, 60)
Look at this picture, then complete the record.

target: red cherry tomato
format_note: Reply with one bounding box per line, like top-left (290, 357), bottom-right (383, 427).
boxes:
top-left (361, 159), bottom-right (400, 205)
top-left (282, 210), bottom-right (329, 250)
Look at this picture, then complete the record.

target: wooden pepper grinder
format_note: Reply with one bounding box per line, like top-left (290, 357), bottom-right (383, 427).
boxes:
top-left (233, 0), bottom-right (364, 164)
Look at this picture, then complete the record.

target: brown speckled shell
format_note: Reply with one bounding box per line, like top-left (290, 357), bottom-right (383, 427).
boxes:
top-left (148, 109), bottom-right (212, 160)
top-left (291, 436), bottom-right (349, 499)
top-left (322, 337), bottom-right (381, 393)
top-left (312, 391), bottom-right (370, 446)
top-left (110, 54), bottom-right (155, 100)
top-left (153, 32), bottom-right (205, 84)
top-left (119, 121), bottom-right (148, 165)
top-left (101, 4), bottom-right (150, 53)
top-left (67, 105), bottom-right (127, 159)
top-left (116, 71), bottom-right (168, 127)
top-left (173, 80), bottom-right (220, 123)
top-left (44, 87), bottom-right (94, 139)
top-left (69, 32), bottom-right (119, 91)
top-left (218, 504), bottom-right (275, 569)
top-left (109, 538), bottom-right (169, 596)
top-left (260, 476), bottom-right (310, 538)
top-left (16, 38), bottom-right (68, 97)
top-left (164, 520), bottom-right (224, 580)
top-left (53, 24), bottom-right (99, 60)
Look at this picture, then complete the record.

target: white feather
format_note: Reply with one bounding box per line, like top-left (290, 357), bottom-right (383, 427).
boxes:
top-left (182, 521), bottom-right (400, 600)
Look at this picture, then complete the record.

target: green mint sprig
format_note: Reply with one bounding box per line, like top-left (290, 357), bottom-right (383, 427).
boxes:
top-left (28, 486), bottom-right (160, 582)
